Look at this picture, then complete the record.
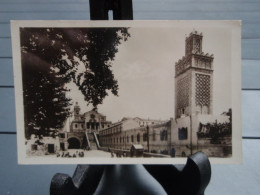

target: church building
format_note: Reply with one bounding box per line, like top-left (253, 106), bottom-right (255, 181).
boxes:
top-left (70, 102), bottom-right (112, 133)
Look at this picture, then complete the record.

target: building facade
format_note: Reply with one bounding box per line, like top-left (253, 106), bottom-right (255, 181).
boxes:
top-left (98, 31), bottom-right (232, 158)
top-left (70, 102), bottom-right (112, 133)
top-left (99, 118), bottom-right (171, 155)
top-left (65, 103), bottom-right (113, 149)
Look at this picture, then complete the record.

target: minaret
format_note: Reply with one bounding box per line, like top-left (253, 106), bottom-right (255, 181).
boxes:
top-left (175, 31), bottom-right (214, 118)
top-left (74, 102), bottom-right (81, 120)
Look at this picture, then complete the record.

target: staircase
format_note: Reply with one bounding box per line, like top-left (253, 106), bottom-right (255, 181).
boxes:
top-left (87, 132), bottom-right (98, 150)
top-left (93, 132), bottom-right (100, 148)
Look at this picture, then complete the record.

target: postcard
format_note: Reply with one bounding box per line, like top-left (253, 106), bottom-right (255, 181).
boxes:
top-left (11, 20), bottom-right (242, 164)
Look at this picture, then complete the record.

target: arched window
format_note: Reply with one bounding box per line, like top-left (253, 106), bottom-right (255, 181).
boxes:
top-left (160, 130), bottom-right (168, 141)
top-left (153, 132), bottom-right (156, 141)
top-left (137, 134), bottom-right (140, 142)
top-left (143, 133), bottom-right (148, 142)
top-left (178, 128), bottom-right (188, 140)
top-left (131, 135), bottom-right (134, 142)
top-left (195, 58), bottom-right (199, 67)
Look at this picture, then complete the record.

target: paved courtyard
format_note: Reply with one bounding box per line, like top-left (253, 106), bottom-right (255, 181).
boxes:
top-left (27, 149), bottom-right (112, 158)
top-left (61, 149), bottom-right (112, 158)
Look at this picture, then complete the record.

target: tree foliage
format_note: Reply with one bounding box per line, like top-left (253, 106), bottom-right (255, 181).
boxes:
top-left (197, 108), bottom-right (232, 141)
top-left (20, 27), bottom-right (130, 138)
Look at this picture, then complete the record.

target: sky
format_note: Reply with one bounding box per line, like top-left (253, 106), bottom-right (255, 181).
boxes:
top-left (65, 22), bottom-right (233, 124)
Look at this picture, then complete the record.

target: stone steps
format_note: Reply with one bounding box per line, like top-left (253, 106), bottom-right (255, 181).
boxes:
top-left (87, 133), bottom-right (98, 150)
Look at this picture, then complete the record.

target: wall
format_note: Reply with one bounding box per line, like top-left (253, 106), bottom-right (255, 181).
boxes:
top-left (99, 122), bottom-right (171, 154)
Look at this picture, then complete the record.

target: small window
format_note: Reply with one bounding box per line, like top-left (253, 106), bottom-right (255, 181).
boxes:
top-left (178, 127), bottom-right (188, 140)
top-left (137, 134), bottom-right (140, 142)
top-left (153, 132), bottom-right (156, 141)
top-left (59, 133), bottom-right (65, 138)
top-left (31, 144), bottom-right (37, 151)
top-left (75, 124), bottom-right (78, 128)
top-left (160, 130), bottom-right (168, 141)
top-left (131, 135), bottom-right (134, 142)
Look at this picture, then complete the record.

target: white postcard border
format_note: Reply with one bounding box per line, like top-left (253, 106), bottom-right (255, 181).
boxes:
top-left (11, 20), bottom-right (242, 164)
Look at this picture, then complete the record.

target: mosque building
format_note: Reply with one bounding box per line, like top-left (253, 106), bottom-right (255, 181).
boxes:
top-left (98, 31), bottom-right (232, 157)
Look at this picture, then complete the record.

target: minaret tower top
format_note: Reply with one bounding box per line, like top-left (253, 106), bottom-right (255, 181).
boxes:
top-left (185, 31), bottom-right (203, 55)
top-left (175, 31), bottom-right (214, 118)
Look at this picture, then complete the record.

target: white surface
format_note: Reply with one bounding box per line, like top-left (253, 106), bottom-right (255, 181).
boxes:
top-left (207, 139), bottom-right (260, 194)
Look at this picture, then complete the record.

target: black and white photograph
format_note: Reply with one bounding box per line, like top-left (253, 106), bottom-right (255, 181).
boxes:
top-left (11, 20), bottom-right (241, 164)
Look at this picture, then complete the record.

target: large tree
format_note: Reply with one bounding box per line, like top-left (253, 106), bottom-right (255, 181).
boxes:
top-left (20, 27), bottom-right (130, 138)
top-left (22, 52), bottom-right (71, 138)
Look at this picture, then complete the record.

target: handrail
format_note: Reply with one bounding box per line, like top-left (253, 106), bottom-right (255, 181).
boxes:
top-left (84, 132), bottom-right (90, 149)
top-left (92, 132), bottom-right (101, 149)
